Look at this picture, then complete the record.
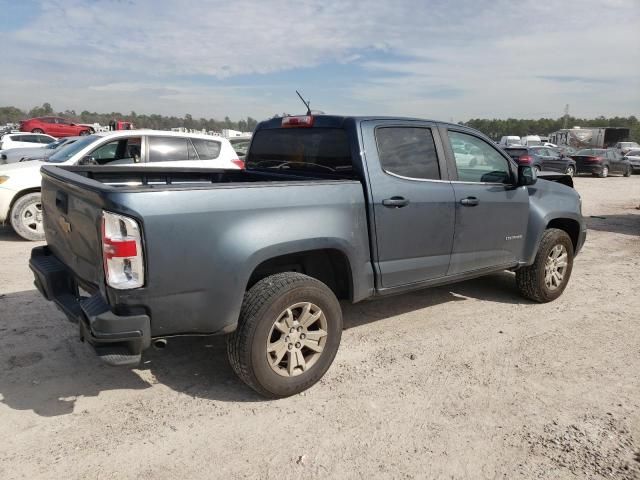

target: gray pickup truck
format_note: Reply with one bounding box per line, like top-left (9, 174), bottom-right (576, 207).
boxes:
top-left (30, 115), bottom-right (586, 397)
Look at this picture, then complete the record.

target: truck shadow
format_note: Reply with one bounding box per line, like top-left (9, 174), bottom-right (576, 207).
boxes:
top-left (587, 213), bottom-right (640, 236)
top-left (0, 273), bottom-right (528, 416)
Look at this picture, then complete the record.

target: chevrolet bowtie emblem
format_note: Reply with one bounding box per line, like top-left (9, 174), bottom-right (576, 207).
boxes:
top-left (58, 216), bottom-right (72, 234)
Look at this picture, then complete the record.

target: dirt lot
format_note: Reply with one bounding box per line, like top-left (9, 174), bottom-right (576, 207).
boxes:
top-left (1, 176), bottom-right (639, 479)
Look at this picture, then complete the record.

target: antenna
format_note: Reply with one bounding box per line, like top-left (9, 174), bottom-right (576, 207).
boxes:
top-left (296, 90), bottom-right (312, 116)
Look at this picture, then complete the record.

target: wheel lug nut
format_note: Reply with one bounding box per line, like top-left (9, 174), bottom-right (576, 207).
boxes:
top-left (295, 342), bottom-right (301, 349)
top-left (285, 336), bottom-right (290, 342)
top-left (288, 343), bottom-right (293, 350)
top-left (300, 333), bottom-right (306, 339)
top-left (297, 326), bottom-right (302, 332)
top-left (290, 327), bottom-right (295, 333)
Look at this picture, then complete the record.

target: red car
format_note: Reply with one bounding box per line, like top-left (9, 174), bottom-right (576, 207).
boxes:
top-left (20, 116), bottom-right (92, 138)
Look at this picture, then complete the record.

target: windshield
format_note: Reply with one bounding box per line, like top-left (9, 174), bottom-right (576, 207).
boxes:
top-left (576, 149), bottom-right (604, 155)
top-left (246, 128), bottom-right (353, 174)
top-left (47, 135), bottom-right (98, 163)
top-left (46, 139), bottom-right (66, 150)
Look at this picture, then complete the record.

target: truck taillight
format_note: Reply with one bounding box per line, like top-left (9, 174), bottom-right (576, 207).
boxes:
top-left (102, 211), bottom-right (144, 289)
top-left (231, 158), bottom-right (245, 169)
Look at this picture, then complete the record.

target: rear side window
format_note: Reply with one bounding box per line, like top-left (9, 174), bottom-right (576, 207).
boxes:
top-left (246, 128), bottom-right (352, 173)
top-left (375, 127), bottom-right (440, 180)
top-left (38, 135), bottom-right (54, 144)
top-left (191, 139), bottom-right (221, 160)
top-left (148, 137), bottom-right (195, 162)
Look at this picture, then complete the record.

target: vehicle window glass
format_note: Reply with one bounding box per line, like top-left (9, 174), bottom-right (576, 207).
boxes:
top-left (47, 135), bottom-right (99, 163)
top-left (21, 135), bottom-right (39, 143)
top-left (148, 137), bottom-right (190, 162)
top-left (186, 139), bottom-right (198, 159)
top-left (230, 139), bottom-right (250, 157)
top-left (375, 127), bottom-right (440, 180)
top-left (449, 131), bottom-right (511, 183)
top-left (246, 128), bottom-right (353, 174)
top-left (191, 138), bottom-right (221, 160)
top-left (41, 117), bottom-right (54, 124)
top-left (38, 135), bottom-right (55, 144)
top-left (87, 137), bottom-right (142, 165)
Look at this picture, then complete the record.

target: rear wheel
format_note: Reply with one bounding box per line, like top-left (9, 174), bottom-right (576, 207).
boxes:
top-left (598, 165), bottom-right (609, 178)
top-left (534, 165), bottom-right (541, 173)
top-left (79, 130), bottom-right (90, 136)
top-left (516, 228), bottom-right (574, 303)
top-left (227, 272), bottom-right (342, 398)
top-left (624, 165), bottom-right (632, 177)
top-left (31, 128), bottom-right (44, 134)
top-left (10, 192), bottom-right (45, 241)
top-left (565, 165), bottom-right (575, 177)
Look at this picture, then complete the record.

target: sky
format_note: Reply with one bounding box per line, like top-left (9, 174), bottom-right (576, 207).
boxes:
top-left (0, 0), bottom-right (639, 122)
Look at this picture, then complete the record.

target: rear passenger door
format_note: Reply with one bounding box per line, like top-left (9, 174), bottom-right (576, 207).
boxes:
top-left (361, 121), bottom-right (455, 288)
top-left (442, 127), bottom-right (529, 275)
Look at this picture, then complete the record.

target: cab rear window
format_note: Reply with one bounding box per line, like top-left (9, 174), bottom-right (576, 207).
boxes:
top-left (246, 128), bottom-right (353, 174)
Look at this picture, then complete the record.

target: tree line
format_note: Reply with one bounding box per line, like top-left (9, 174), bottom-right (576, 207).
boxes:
top-left (462, 116), bottom-right (640, 142)
top-left (0, 103), bottom-right (259, 133)
top-left (1, 103), bottom-right (638, 141)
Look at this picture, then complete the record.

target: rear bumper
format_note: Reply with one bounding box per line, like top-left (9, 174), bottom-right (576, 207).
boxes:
top-left (29, 246), bottom-right (151, 366)
top-left (576, 164), bottom-right (604, 175)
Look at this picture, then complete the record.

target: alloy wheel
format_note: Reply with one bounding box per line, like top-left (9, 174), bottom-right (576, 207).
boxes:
top-left (544, 244), bottom-right (568, 291)
top-left (266, 302), bottom-right (328, 377)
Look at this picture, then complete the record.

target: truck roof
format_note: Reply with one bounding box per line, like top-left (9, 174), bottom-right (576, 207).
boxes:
top-left (257, 115), bottom-right (462, 130)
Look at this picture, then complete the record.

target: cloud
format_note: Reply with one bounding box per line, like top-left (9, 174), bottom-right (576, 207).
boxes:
top-left (0, 0), bottom-right (638, 120)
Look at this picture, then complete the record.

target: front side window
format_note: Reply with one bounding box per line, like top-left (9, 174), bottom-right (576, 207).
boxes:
top-left (375, 127), bottom-right (440, 180)
top-left (148, 137), bottom-right (194, 162)
top-left (84, 137), bottom-right (142, 165)
top-left (449, 131), bottom-right (512, 183)
top-left (191, 138), bottom-right (221, 160)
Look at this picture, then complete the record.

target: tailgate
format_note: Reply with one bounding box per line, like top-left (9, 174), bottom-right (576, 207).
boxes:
top-left (40, 166), bottom-right (107, 288)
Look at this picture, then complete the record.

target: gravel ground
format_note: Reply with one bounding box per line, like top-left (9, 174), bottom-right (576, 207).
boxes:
top-left (1, 175), bottom-right (639, 479)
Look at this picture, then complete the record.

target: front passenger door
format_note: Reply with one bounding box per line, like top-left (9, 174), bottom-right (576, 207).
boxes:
top-left (444, 129), bottom-right (529, 275)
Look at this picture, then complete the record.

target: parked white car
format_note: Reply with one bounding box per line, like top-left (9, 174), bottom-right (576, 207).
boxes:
top-left (0, 133), bottom-right (57, 151)
top-left (0, 130), bottom-right (243, 240)
top-left (499, 135), bottom-right (521, 147)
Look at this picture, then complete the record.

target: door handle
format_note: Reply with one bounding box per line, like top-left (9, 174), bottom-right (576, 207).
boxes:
top-left (382, 196), bottom-right (409, 208)
top-left (460, 197), bottom-right (479, 207)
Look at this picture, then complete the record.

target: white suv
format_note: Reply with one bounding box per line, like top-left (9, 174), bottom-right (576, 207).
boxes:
top-left (0, 130), bottom-right (243, 240)
top-left (0, 133), bottom-right (57, 151)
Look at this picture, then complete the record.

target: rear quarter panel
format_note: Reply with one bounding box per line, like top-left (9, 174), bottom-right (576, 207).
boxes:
top-left (108, 181), bottom-right (373, 336)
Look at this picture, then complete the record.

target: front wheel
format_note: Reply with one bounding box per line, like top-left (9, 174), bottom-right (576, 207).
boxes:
top-left (516, 228), bottom-right (574, 303)
top-left (624, 165), bottom-right (632, 177)
top-left (10, 192), bottom-right (45, 241)
top-left (227, 272), bottom-right (342, 398)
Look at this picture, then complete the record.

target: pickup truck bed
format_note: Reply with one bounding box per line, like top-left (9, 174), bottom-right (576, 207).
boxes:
top-left (31, 114), bottom-right (586, 398)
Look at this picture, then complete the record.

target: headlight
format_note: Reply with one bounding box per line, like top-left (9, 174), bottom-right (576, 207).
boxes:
top-left (0, 175), bottom-right (9, 184)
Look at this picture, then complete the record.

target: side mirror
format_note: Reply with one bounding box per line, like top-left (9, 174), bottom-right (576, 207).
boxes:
top-left (78, 155), bottom-right (97, 166)
top-left (517, 165), bottom-right (537, 186)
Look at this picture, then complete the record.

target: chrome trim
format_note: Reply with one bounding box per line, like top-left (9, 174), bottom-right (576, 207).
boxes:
top-left (383, 170), bottom-right (450, 183)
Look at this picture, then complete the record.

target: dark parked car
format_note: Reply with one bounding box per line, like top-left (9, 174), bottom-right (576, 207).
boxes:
top-left (503, 146), bottom-right (577, 176)
top-left (20, 116), bottom-right (92, 138)
top-left (570, 148), bottom-right (632, 178)
top-left (30, 115), bottom-right (586, 398)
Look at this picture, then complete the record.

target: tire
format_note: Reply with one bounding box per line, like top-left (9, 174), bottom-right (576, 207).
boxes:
top-left (516, 228), bottom-right (574, 303)
top-left (79, 130), bottom-right (90, 136)
top-left (534, 165), bottom-right (541, 173)
top-left (227, 272), bottom-right (342, 398)
top-left (10, 192), bottom-right (45, 241)
top-left (565, 165), bottom-right (575, 177)
top-left (31, 128), bottom-right (44, 134)
top-left (598, 165), bottom-right (609, 178)
top-left (623, 165), bottom-right (632, 177)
